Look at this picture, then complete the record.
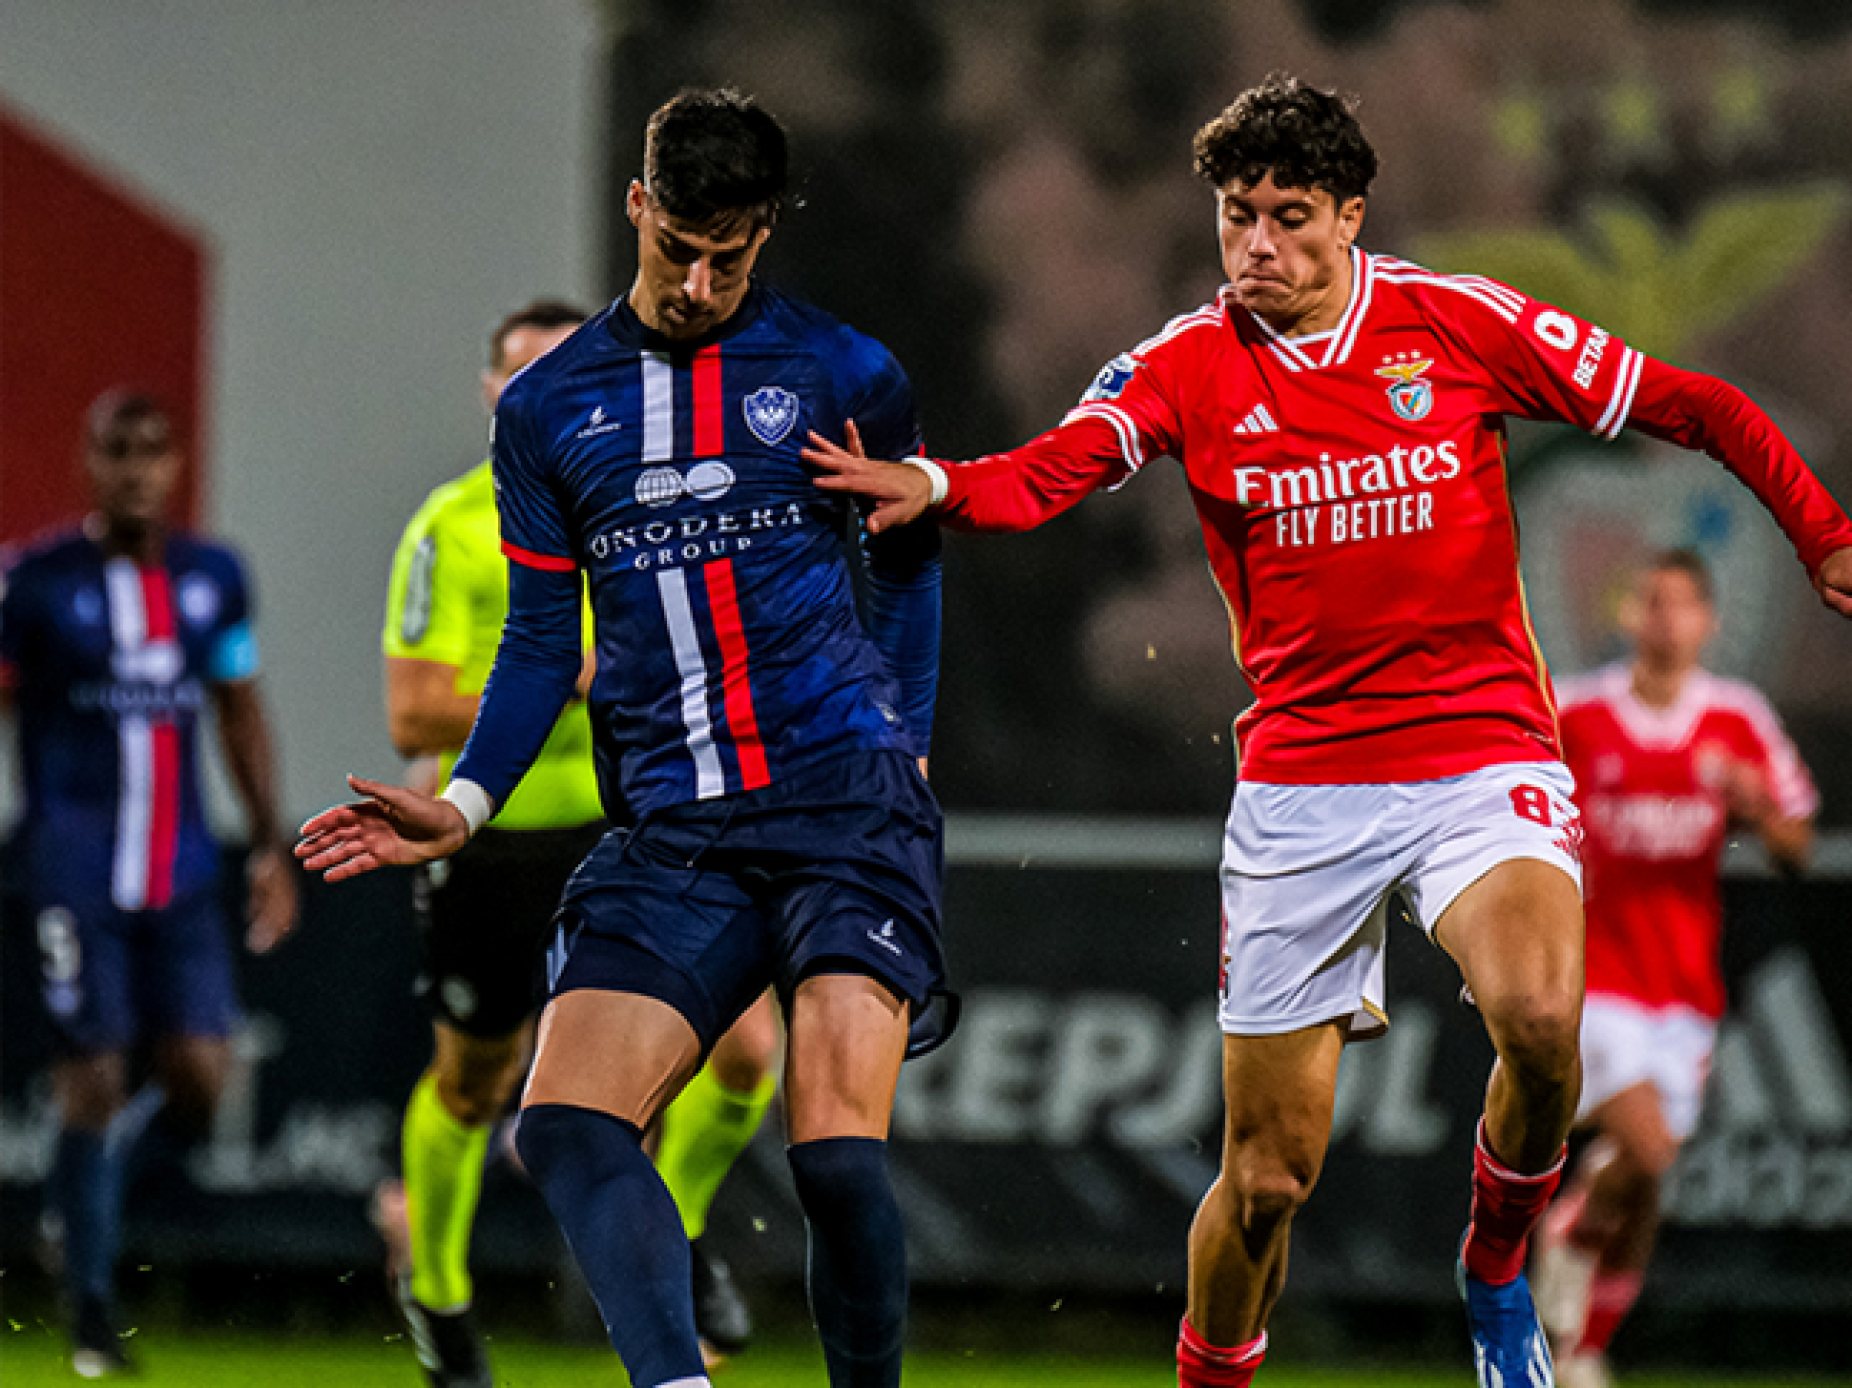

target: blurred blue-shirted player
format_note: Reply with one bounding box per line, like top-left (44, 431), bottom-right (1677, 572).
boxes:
top-left (1, 391), bottom-right (299, 1378)
top-left (298, 89), bottom-right (946, 1388)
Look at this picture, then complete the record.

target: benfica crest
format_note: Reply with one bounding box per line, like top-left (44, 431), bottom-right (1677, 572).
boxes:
top-left (1375, 354), bottom-right (1434, 422)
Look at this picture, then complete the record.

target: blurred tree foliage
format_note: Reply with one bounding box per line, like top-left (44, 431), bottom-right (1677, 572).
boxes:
top-left (1417, 184), bottom-right (1850, 362)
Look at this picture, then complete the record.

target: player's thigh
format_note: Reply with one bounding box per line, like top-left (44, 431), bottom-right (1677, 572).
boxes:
top-left (1217, 1021), bottom-right (1347, 1194)
top-left (550, 818), bottom-right (780, 1052)
top-left (1407, 764), bottom-right (1585, 1037)
top-left (783, 972), bottom-right (909, 1143)
top-left (523, 989), bottom-right (704, 1128)
top-left (1434, 857), bottom-right (1583, 1043)
top-left (708, 991), bottom-right (780, 1092)
top-left (1588, 1080), bottom-right (1682, 1179)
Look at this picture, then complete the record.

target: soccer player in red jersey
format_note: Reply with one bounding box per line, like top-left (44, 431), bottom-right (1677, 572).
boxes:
top-left (804, 76), bottom-right (1852, 1388)
top-left (1532, 550), bottom-right (1815, 1388)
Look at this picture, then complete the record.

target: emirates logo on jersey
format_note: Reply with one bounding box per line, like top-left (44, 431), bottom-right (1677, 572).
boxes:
top-left (1375, 353), bottom-right (1434, 422)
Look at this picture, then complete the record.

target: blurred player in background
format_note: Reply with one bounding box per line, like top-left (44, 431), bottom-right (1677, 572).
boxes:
top-left (0, 392), bottom-right (298, 1378)
top-left (301, 89), bottom-right (946, 1388)
top-left (376, 300), bottom-right (777, 1387)
top-left (804, 75), bottom-right (1852, 1388)
top-left (1534, 550), bottom-right (1816, 1388)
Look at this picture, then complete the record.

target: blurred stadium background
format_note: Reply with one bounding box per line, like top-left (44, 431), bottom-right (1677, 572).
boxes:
top-left (4, 0), bottom-right (1851, 1382)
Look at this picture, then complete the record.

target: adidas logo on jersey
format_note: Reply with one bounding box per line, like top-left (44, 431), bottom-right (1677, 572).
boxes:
top-left (1233, 404), bottom-right (1279, 436)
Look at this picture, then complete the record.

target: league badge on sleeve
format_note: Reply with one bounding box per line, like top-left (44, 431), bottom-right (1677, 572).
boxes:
top-left (1375, 354), bottom-right (1434, 421)
top-left (743, 386), bottom-right (801, 446)
top-left (1081, 353), bottom-right (1138, 403)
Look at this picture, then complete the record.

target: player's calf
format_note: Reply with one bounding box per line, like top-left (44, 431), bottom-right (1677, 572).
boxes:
top-left (787, 1137), bottom-right (907, 1388)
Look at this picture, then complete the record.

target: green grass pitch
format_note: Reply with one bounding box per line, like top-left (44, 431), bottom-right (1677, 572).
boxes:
top-left (0, 1327), bottom-right (1842, 1388)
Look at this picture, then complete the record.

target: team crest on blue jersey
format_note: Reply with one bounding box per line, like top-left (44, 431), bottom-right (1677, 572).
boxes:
top-left (1375, 353), bottom-right (1434, 421)
top-left (743, 386), bottom-right (801, 446)
top-left (1081, 353), bottom-right (1137, 403)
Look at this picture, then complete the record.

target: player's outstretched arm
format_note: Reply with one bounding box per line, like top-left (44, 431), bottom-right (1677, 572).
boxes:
top-left (805, 421), bottom-right (935, 534)
top-left (1813, 547), bottom-right (1852, 619)
top-left (296, 774), bottom-right (470, 884)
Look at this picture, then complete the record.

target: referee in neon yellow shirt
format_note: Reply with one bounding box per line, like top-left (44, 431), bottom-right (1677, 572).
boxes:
top-left (378, 301), bottom-right (777, 1388)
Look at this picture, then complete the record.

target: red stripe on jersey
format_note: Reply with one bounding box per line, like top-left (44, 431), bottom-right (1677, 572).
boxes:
top-left (141, 562), bottom-right (176, 639)
top-left (145, 718), bottom-right (181, 908)
top-left (502, 540), bottom-right (577, 572)
top-left (702, 558), bottom-right (770, 790)
top-left (693, 344), bottom-right (724, 456)
top-left (139, 565), bottom-right (180, 908)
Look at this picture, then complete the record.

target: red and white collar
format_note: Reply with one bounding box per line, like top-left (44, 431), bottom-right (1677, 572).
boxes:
top-left (1225, 247), bottom-right (1375, 373)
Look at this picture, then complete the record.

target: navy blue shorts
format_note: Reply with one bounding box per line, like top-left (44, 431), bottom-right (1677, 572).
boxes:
top-left (548, 751), bottom-right (951, 1056)
top-left (30, 887), bottom-right (240, 1057)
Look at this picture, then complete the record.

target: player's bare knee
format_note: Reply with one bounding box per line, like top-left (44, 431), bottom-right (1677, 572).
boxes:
top-left (1224, 1143), bottom-right (1319, 1240)
top-left (1236, 1168), bottom-right (1313, 1242)
top-left (1485, 989), bottom-right (1581, 1083)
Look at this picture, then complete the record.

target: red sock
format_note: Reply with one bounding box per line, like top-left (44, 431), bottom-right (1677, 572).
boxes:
top-left (1462, 1120), bottom-right (1565, 1285)
top-left (1579, 1269), bottom-right (1643, 1353)
top-left (1177, 1319), bottom-right (1267, 1387)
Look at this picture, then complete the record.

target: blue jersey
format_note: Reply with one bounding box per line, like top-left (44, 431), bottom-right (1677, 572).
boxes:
top-left (454, 283), bottom-right (941, 820)
top-left (0, 531), bottom-right (259, 910)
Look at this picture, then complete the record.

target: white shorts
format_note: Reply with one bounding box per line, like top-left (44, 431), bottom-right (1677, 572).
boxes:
top-left (1576, 994), bottom-right (1716, 1141)
top-left (1218, 760), bottom-right (1582, 1040)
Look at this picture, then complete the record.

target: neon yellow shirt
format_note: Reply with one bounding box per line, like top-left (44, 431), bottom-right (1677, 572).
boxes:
top-left (383, 460), bottom-right (603, 830)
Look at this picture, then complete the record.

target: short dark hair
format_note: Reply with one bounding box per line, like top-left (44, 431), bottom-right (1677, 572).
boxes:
top-left (643, 88), bottom-right (788, 230)
top-left (1193, 74), bottom-right (1378, 203)
top-left (86, 389), bottom-right (171, 446)
top-left (1649, 547), bottom-right (1715, 603)
top-left (488, 299), bottom-right (588, 371)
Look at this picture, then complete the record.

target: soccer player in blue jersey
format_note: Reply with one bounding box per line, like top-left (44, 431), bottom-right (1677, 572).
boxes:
top-left (1, 392), bottom-right (298, 1377)
top-left (299, 89), bottom-right (945, 1388)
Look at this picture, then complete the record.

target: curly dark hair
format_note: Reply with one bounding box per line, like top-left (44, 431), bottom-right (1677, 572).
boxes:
top-left (644, 88), bottom-right (788, 230)
top-left (1192, 75), bottom-right (1377, 203)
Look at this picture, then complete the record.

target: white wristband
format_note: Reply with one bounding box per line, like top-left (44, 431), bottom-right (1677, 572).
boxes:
top-left (904, 457), bottom-right (949, 507)
top-left (439, 778), bottom-right (494, 837)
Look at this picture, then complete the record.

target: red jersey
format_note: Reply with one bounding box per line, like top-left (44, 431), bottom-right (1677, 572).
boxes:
top-left (934, 250), bottom-right (1852, 784)
top-left (1558, 665), bottom-right (1817, 1018)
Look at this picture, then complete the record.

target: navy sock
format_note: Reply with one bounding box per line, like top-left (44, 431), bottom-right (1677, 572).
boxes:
top-left (787, 1137), bottom-right (908, 1388)
top-left (515, 1103), bottom-right (706, 1388)
top-left (50, 1127), bottom-right (124, 1309)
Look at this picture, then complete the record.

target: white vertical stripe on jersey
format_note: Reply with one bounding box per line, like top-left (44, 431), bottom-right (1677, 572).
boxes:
top-left (642, 351), bottom-right (724, 794)
top-left (642, 351), bottom-right (674, 461)
top-left (657, 568), bottom-right (727, 799)
top-left (105, 558), bottom-right (152, 910)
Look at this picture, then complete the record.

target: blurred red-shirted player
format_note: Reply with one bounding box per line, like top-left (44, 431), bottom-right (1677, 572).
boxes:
top-left (806, 75), bottom-right (1852, 1388)
top-left (1534, 550), bottom-right (1815, 1388)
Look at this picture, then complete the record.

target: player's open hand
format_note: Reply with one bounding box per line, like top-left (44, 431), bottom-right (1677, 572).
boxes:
top-left (804, 420), bottom-right (934, 534)
top-left (295, 774), bottom-right (470, 883)
top-left (1815, 546), bottom-right (1852, 619)
top-left (244, 843), bottom-right (301, 953)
